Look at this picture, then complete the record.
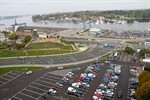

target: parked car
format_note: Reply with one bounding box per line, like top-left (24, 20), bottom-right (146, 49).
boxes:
top-left (47, 88), bottom-right (57, 95)
top-left (117, 91), bottom-right (122, 98)
top-left (26, 71), bottom-right (32, 75)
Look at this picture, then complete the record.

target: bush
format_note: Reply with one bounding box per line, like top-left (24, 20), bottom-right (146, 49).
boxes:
top-left (124, 47), bottom-right (135, 54)
top-left (15, 43), bottom-right (24, 50)
top-left (144, 66), bottom-right (150, 71)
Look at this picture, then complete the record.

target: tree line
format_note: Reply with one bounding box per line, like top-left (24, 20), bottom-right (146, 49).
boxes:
top-left (32, 9), bottom-right (150, 22)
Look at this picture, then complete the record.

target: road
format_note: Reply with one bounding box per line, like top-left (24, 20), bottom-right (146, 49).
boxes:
top-left (0, 45), bottom-right (117, 66)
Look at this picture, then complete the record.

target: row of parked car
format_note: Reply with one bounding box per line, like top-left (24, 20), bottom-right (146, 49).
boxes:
top-left (92, 64), bottom-right (122, 100)
top-left (130, 66), bottom-right (138, 73)
top-left (41, 68), bottom-right (80, 99)
top-left (128, 78), bottom-right (138, 100)
top-left (66, 62), bottom-right (104, 98)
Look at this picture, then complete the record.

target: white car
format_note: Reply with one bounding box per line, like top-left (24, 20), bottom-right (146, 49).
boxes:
top-left (99, 84), bottom-right (107, 88)
top-left (68, 72), bottom-right (75, 76)
top-left (106, 90), bottom-right (114, 96)
top-left (80, 73), bottom-right (87, 78)
top-left (105, 61), bottom-right (110, 64)
top-left (95, 89), bottom-right (105, 95)
top-left (92, 96), bottom-right (102, 100)
top-left (26, 71), bottom-right (32, 75)
top-left (88, 73), bottom-right (96, 78)
top-left (130, 69), bottom-right (137, 73)
top-left (72, 82), bottom-right (81, 88)
top-left (108, 82), bottom-right (118, 86)
top-left (49, 88), bottom-right (57, 94)
top-left (82, 82), bottom-right (90, 87)
top-left (67, 87), bottom-right (76, 92)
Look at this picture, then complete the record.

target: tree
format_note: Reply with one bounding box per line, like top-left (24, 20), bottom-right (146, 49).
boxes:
top-left (138, 71), bottom-right (150, 82)
top-left (8, 33), bottom-right (19, 49)
top-left (136, 71), bottom-right (150, 100)
top-left (124, 47), bottom-right (135, 54)
top-left (8, 33), bottom-right (19, 41)
top-left (136, 80), bottom-right (150, 100)
top-left (139, 49), bottom-right (150, 58)
top-left (140, 73), bottom-right (150, 85)
top-left (22, 36), bottom-right (32, 44)
top-left (15, 43), bottom-right (24, 50)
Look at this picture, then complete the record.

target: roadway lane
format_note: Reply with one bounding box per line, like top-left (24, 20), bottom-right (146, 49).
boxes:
top-left (82, 64), bottom-right (108, 100)
top-left (115, 65), bottom-right (130, 100)
top-left (0, 45), bottom-right (116, 66)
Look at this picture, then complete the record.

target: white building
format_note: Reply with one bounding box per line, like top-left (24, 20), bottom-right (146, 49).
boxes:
top-left (37, 32), bottom-right (48, 39)
top-left (89, 28), bottom-right (101, 35)
top-left (145, 39), bottom-right (150, 45)
top-left (143, 54), bottom-right (150, 63)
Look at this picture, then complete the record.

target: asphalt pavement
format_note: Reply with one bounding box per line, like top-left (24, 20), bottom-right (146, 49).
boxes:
top-left (0, 45), bottom-right (117, 66)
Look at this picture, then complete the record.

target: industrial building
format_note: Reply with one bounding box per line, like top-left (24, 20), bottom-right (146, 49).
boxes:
top-left (15, 26), bottom-right (67, 38)
top-left (145, 39), bottom-right (150, 45)
top-left (143, 54), bottom-right (150, 63)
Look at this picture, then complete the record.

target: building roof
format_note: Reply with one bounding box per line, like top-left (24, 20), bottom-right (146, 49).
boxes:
top-left (89, 28), bottom-right (101, 32)
top-left (17, 26), bottom-right (67, 33)
top-left (145, 54), bottom-right (150, 59)
top-left (145, 39), bottom-right (150, 42)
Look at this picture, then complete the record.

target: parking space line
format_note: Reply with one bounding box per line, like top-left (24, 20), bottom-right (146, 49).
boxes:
top-left (33, 83), bottom-right (50, 88)
top-left (46, 73), bottom-right (63, 78)
top-left (24, 88), bottom-right (41, 95)
top-left (0, 71), bottom-right (13, 77)
top-left (4, 74), bottom-right (15, 78)
top-left (18, 92), bottom-right (37, 100)
top-left (10, 72), bottom-right (20, 76)
top-left (0, 81), bottom-right (5, 83)
top-left (39, 78), bottom-right (57, 83)
top-left (12, 96), bottom-right (23, 100)
top-left (0, 76), bottom-right (10, 81)
top-left (0, 74), bottom-right (23, 87)
top-left (29, 85), bottom-right (48, 92)
top-left (42, 77), bottom-right (59, 81)
top-left (65, 93), bottom-right (82, 100)
top-left (44, 75), bottom-right (62, 80)
top-left (37, 80), bottom-right (55, 85)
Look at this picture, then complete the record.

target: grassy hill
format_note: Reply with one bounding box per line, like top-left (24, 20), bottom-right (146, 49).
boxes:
top-left (0, 41), bottom-right (75, 58)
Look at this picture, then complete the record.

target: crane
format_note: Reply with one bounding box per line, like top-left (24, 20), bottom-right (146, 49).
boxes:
top-left (11, 19), bottom-right (26, 32)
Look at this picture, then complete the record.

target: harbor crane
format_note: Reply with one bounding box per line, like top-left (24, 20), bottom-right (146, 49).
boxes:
top-left (11, 19), bottom-right (26, 32)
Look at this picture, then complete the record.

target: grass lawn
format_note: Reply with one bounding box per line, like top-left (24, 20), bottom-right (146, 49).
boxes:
top-left (61, 39), bottom-right (74, 45)
top-left (0, 50), bottom-right (26, 57)
top-left (27, 49), bottom-right (75, 56)
top-left (0, 49), bottom-right (75, 57)
top-left (125, 41), bottom-right (142, 44)
top-left (0, 67), bottom-right (43, 76)
top-left (26, 42), bottom-right (73, 50)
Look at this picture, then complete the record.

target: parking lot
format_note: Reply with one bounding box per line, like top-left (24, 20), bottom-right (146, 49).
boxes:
top-left (0, 71), bottom-right (22, 86)
top-left (11, 73), bottom-right (63, 100)
top-left (0, 61), bottom-right (140, 100)
top-left (40, 61), bottom-right (140, 100)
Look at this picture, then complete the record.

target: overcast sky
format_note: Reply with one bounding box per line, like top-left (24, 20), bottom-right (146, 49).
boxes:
top-left (0, 0), bottom-right (149, 16)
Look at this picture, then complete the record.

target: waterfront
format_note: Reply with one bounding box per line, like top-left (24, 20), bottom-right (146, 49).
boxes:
top-left (0, 16), bottom-right (149, 31)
